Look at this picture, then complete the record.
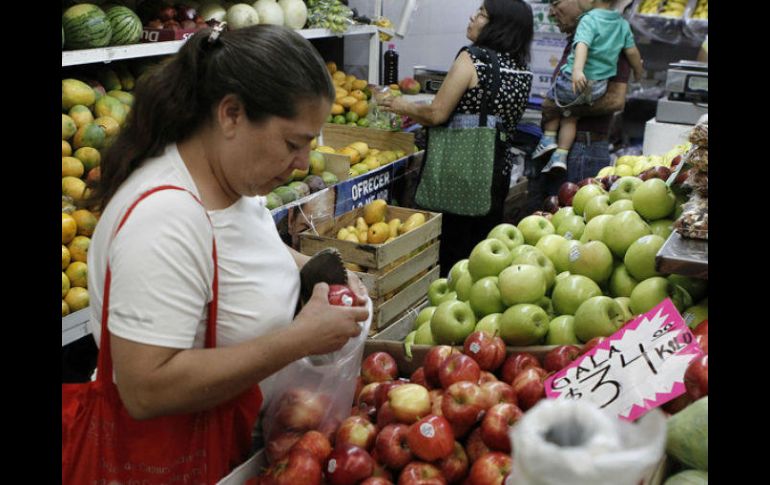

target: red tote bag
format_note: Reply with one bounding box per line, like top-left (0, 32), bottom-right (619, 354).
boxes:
top-left (62, 186), bottom-right (263, 485)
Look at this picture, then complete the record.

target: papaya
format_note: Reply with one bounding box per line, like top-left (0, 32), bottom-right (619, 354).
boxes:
top-left (68, 105), bottom-right (94, 128)
top-left (62, 114), bottom-right (77, 140)
top-left (107, 90), bottom-right (134, 107)
top-left (666, 396), bottom-right (707, 471)
top-left (74, 147), bottom-right (101, 172)
top-left (97, 68), bottom-right (122, 91)
top-left (94, 116), bottom-right (120, 137)
top-left (94, 96), bottom-right (127, 126)
top-left (663, 470), bottom-right (708, 485)
top-left (115, 64), bottom-right (135, 91)
top-left (62, 79), bottom-right (96, 111)
top-left (72, 123), bottom-right (106, 150)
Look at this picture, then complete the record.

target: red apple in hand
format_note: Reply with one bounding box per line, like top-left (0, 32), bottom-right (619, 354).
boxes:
top-left (275, 388), bottom-right (328, 431)
top-left (398, 462), bottom-right (447, 485)
top-left (407, 415), bottom-right (455, 462)
top-left (511, 367), bottom-right (549, 410)
top-left (684, 355), bottom-right (708, 400)
top-left (463, 331), bottom-right (506, 372)
top-left (410, 367), bottom-right (432, 389)
top-left (442, 381), bottom-right (487, 428)
top-left (424, 346), bottom-right (459, 388)
top-left (439, 353), bottom-right (481, 389)
top-left (543, 345), bottom-right (581, 373)
top-left (478, 371), bottom-right (498, 385)
top-left (263, 449), bottom-right (322, 485)
top-left (464, 428), bottom-right (491, 464)
top-left (543, 195), bottom-right (560, 214)
top-left (480, 381), bottom-right (517, 408)
top-left (292, 430), bottom-right (332, 464)
top-left (467, 452), bottom-right (512, 485)
top-left (266, 430), bottom-right (303, 464)
top-left (480, 403), bottom-right (523, 453)
top-left (438, 441), bottom-right (470, 484)
top-left (329, 284), bottom-right (358, 306)
top-left (325, 443), bottom-right (375, 485)
top-left (558, 182), bottom-right (579, 206)
top-left (375, 423), bottom-right (413, 470)
top-left (500, 352), bottom-right (540, 385)
top-left (336, 415), bottom-right (378, 451)
top-left (363, 352), bottom-right (399, 384)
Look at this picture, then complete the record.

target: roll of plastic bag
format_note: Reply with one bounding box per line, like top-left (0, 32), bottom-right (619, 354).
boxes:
top-left (506, 399), bottom-right (666, 485)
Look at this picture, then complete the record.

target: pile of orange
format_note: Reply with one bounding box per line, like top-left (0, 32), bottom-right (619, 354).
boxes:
top-left (326, 61), bottom-right (373, 127)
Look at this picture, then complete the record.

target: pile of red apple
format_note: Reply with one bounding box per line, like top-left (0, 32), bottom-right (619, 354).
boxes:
top-left (142, 3), bottom-right (213, 31)
top-left (662, 319), bottom-right (708, 416)
top-left (256, 333), bottom-right (605, 485)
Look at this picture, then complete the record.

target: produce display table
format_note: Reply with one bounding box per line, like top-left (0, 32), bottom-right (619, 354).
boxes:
top-left (655, 231), bottom-right (708, 280)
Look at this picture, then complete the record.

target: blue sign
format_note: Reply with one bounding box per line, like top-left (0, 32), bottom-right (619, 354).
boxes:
top-left (334, 157), bottom-right (410, 216)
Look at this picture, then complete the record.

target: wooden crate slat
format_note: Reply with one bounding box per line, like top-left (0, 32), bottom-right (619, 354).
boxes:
top-left (371, 266), bottom-right (440, 332)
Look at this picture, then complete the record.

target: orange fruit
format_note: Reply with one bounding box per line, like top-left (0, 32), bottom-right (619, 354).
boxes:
top-left (62, 176), bottom-right (87, 202)
top-left (62, 299), bottom-right (70, 316)
top-left (332, 71), bottom-right (346, 83)
top-left (352, 79), bottom-right (368, 90)
top-left (62, 140), bottom-right (72, 157)
top-left (363, 199), bottom-right (388, 225)
top-left (65, 261), bottom-right (88, 288)
top-left (62, 157), bottom-right (85, 178)
top-left (62, 213), bottom-right (77, 244)
top-left (342, 81), bottom-right (354, 92)
top-left (64, 287), bottom-right (90, 312)
top-left (338, 96), bottom-right (358, 109)
top-left (368, 222), bottom-right (390, 244)
top-left (350, 90), bottom-right (367, 101)
top-left (351, 100), bottom-right (369, 118)
top-left (349, 142), bottom-right (370, 158)
top-left (62, 245), bottom-right (71, 270)
top-left (326, 61), bottom-right (338, 74)
top-left (338, 147), bottom-right (361, 165)
top-left (68, 235), bottom-right (91, 263)
top-left (62, 272), bottom-right (70, 298)
top-left (346, 75), bottom-right (357, 84)
top-left (331, 103), bottom-right (345, 115)
top-left (71, 209), bottom-right (98, 236)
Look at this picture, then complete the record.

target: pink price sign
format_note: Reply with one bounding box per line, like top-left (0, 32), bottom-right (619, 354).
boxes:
top-left (544, 299), bottom-right (704, 421)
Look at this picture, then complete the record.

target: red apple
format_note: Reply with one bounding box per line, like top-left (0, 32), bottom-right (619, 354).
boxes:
top-left (176, 5), bottom-right (197, 22)
top-left (599, 175), bottom-right (620, 191)
top-left (424, 346), bottom-right (459, 388)
top-left (355, 377), bottom-right (365, 403)
top-left (577, 177), bottom-right (600, 188)
top-left (449, 420), bottom-right (474, 441)
top-left (389, 383), bottom-right (432, 424)
top-left (266, 430), bottom-right (303, 464)
top-left (543, 195), bottom-right (560, 214)
top-left (478, 371), bottom-right (498, 385)
top-left (372, 460), bottom-right (395, 481)
top-left (430, 389), bottom-right (444, 416)
top-left (693, 320), bottom-right (708, 337)
top-left (479, 403), bottom-right (523, 453)
top-left (464, 428), bottom-right (491, 464)
top-left (163, 19), bottom-right (181, 30)
top-left (275, 388), bottom-right (328, 431)
top-left (375, 423), bottom-right (413, 470)
top-left (363, 352), bottom-right (400, 384)
top-left (180, 19), bottom-right (197, 29)
top-left (558, 182), bottom-right (579, 206)
top-left (500, 352), bottom-right (540, 385)
top-left (336, 415), bottom-right (378, 451)
top-left (467, 452), bottom-right (512, 485)
top-left (329, 284), bottom-right (358, 306)
top-left (463, 331), bottom-right (506, 372)
top-left (146, 18), bottom-right (163, 29)
top-left (319, 417), bottom-right (341, 445)
top-left (695, 333), bottom-right (708, 355)
top-left (376, 381), bottom-right (407, 410)
top-left (262, 448), bottom-right (322, 485)
top-left (362, 478), bottom-right (394, 485)
top-left (159, 5), bottom-right (177, 21)
top-left (438, 441), bottom-right (470, 484)
top-left (511, 367), bottom-right (548, 411)
top-left (358, 382), bottom-right (382, 415)
top-left (407, 415), bottom-right (455, 462)
top-left (325, 443), bottom-right (375, 485)
top-left (674, 168), bottom-right (691, 185)
top-left (580, 336), bottom-right (607, 355)
top-left (639, 166), bottom-right (672, 182)
top-left (480, 381), bottom-right (517, 408)
top-left (85, 166), bottom-right (101, 186)
top-left (292, 430), bottom-right (332, 464)
top-left (543, 345), bottom-right (581, 373)
top-left (398, 462), bottom-right (447, 485)
top-left (377, 402), bottom-right (398, 429)
top-left (442, 381), bottom-right (487, 428)
top-left (684, 354), bottom-right (708, 400)
top-left (531, 211), bottom-right (553, 220)
top-left (661, 393), bottom-right (693, 415)
top-left (671, 155), bottom-right (682, 168)
top-left (410, 367), bottom-right (432, 389)
top-left (439, 354), bottom-right (481, 389)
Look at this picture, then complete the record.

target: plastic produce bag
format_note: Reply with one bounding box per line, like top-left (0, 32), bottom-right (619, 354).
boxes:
top-left (260, 298), bottom-right (373, 463)
top-left (506, 399), bottom-right (667, 485)
top-left (627, 0), bottom-right (690, 45)
top-left (368, 86), bottom-right (403, 131)
top-left (682, 0), bottom-right (708, 44)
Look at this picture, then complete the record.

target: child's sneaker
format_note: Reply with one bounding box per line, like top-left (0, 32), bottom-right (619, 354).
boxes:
top-left (541, 150), bottom-right (568, 174)
top-left (532, 136), bottom-right (558, 159)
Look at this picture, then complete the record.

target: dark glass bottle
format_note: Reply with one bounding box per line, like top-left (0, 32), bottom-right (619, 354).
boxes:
top-left (383, 43), bottom-right (399, 85)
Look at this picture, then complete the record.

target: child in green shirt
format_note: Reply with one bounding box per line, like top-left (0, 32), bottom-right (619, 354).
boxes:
top-left (534, 0), bottom-right (644, 173)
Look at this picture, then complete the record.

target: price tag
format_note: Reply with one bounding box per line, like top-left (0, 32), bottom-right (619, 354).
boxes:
top-left (544, 299), bottom-right (703, 421)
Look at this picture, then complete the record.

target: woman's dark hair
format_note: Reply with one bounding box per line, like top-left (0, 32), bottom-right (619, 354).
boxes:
top-left (475, 0), bottom-right (534, 66)
top-left (94, 24), bottom-right (335, 209)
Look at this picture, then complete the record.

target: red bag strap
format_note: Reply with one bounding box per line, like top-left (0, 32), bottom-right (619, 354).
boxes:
top-left (97, 185), bottom-right (218, 382)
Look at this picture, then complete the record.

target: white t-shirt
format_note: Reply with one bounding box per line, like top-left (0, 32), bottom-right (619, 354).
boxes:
top-left (87, 144), bottom-right (300, 352)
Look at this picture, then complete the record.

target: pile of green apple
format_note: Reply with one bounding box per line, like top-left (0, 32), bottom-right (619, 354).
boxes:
top-left (409, 177), bottom-right (708, 348)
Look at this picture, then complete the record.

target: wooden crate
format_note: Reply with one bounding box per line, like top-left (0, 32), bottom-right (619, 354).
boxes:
top-left (356, 241), bottom-right (439, 299)
top-left (368, 266), bottom-right (440, 334)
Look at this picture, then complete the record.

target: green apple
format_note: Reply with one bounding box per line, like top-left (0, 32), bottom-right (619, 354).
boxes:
top-left (499, 304), bottom-right (550, 346)
top-left (583, 195), bottom-right (610, 222)
top-left (567, 240), bottom-right (614, 285)
top-left (447, 259), bottom-right (469, 291)
top-left (536, 296), bottom-right (555, 319)
top-left (573, 184), bottom-right (607, 216)
top-left (667, 274), bottom-right (707, 302)
top-left (512, 249), bottom-right (556, 291)
top-left (414, 321), bottom-right (436, 345)
top-left (536, 234), bottom-right (569, 267)
top-left (602, 210), bottom-right (651, 258)
top-left (555, 215), bottom-right (586, 241)
top-left (554, 240), bottom-right (581, 274)
top-left (469, 276), bottom-right (505, 318)
top-left (551, 274), bottom-right (602, 315)
top-left (624, 235), bottom-right (666, 280)
top-left (475, 313), bottom-right (503, 336)
top-left (430, 300), bottom-right (477, 345)
top-left (632, 178), bottom-right (676, 221)
top-left (580, 214), bottom-right (612, 243)
top-left (545, 315), bottom-right (579, 345)
top-left (455, 272), bottom-right (473, 302)
top-left (499, 264), bottom-right (547, 306)
top-left (517, 215), bottom-right (555, 246)
top-left (510, 244), bottom-right (538, 261)
top-left (573, 296), bottom-right (627, 342)
top-left (555, 271), bottom-right (571, 285)
top-left (413, 306), bottom-right (437, 330)
top-left (468, 238), bottom-right (513, 280)
top-left (614, 296), bottom-right (634, 323)
top-left (682, 304), bottom-right (708, 329)
top-left (649, 219), bottom-right (674, 239)
top-left (487, 223), bottom-right (525, 251)
top-left (609, 263), bottom-right (639, 297)
top-left (608, 176), bottom-right (642, 203)
top-left (404, 330), bottom-right (417, 357)
top-left (428, 278), bottom-right (456, 306)
top-left (630, 276), bottom-right (692, 314)
top-left (551, 206), bottom-right (576, 231)
top-left (606, 199), bottom-right (635, 216)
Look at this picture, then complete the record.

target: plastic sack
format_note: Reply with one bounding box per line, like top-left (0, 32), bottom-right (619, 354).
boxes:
top-left (627, 0), bottom-right (690, 45)
top-left (260, 298), bottom-right (373, 464)
top-left (683, 0), bottom-right (708, 44)
top-left (675, 193), bottom-right (708, 239)
top-left (506, 399), bottom-right (667, 485)
top-left (368, 86), bottom-right (404, 131)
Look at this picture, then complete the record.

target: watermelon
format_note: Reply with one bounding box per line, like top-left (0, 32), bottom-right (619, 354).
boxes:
top-left (63, 4), bottom-right (112, 50)
top-left (106, 6), bottom-right (142, 45)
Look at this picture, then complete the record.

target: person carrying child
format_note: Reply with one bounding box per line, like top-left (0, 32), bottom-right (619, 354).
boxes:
top-left (533, 0), bottom-right (643, 173)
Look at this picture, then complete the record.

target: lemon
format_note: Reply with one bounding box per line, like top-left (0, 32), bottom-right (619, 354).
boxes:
top-left (68, 236), bottom-right (91, 263)
top-left (65, 261), bottom-right (88, 289)
top-left (64, 287), bottom-right (90, 312)
top-left (62, 272), bottom-right (70, 298)
top-left (62, 213), bottom-right (78, 244)
top-left (62, 245), bottom-right (71, 270)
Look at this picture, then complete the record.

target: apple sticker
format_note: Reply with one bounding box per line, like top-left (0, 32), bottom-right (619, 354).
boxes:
top-left (327, 459), bottom-right (337, 473)
top-left (469, 342), bottom-right (481, 354)
top-left (420, 423), bottom-right (435, 438)
top-left (569, 246), bottom-right (581, 262)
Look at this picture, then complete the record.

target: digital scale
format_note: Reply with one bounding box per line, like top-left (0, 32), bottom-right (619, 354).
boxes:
top-left (655, 61), bottom-right (708, 125)
top-left (413, 66), bottom-right (448, 94)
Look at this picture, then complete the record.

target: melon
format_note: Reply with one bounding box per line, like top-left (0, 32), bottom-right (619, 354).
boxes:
top-left (226, 4), bottom-right (260, 29)
top-left (253, 0), bottom-right (284, 25)
top-left (105, 6), bottom-right (142, 45)
top-left (666, 396), bottom-right (708, 471)
top-left (62, 4), bottom-right (112, 50)
top-left (200, 2), bottom-right (227, 22)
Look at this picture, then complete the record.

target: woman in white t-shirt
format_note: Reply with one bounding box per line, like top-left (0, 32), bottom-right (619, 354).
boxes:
top-left (75, 24), bottom-right (369, 482)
